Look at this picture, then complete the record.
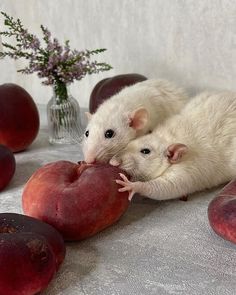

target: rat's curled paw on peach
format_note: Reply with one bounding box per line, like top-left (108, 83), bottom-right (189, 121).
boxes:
top-left (116, 173), bottom-right (141, 201)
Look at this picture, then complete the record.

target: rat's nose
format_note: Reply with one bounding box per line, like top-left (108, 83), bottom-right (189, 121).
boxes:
top-left (83, 146), bottom-right (100, 163)
top-left (84, 152), bottom-right (96, 164)
top-left (85, 157), bottom-right (95, 164)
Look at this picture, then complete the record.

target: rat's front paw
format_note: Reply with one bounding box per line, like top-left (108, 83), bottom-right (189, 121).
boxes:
top-left (116, 173), bottom-right (140, 201)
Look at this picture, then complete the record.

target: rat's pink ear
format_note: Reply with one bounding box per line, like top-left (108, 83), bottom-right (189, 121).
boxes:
top-left (128, 107), bottom-right (148, 130)
top-left (85, 112), bottom-right (92, 121)
top-left (165, 143), bottom-right (188, 164)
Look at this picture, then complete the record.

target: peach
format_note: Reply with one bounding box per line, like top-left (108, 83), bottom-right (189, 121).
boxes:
top-left (0, 213), bottom-right (66, 295)
top-left (89, 73), bottom-right (147, 113)
top-left (208, 180), bottom-right (236, 244)
top-left (0, 144), bottom-right (16, 191)
top-left (0, 83), bottom-right (40, 152)
top-left (22, 161), bottom-right (130, 240)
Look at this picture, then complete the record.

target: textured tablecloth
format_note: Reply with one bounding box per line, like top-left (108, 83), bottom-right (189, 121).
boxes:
top-left (1, 104), bottom-right (236, 295)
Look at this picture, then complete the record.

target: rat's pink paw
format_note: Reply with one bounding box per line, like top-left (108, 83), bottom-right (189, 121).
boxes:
top-left (116, 173), bottom-right (136, 201)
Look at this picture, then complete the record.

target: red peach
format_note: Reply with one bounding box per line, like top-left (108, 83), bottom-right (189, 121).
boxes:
top-left (0, 144), bottom-right (16, 191)
top-left (0, 83), bottom-right (40, 152)
top-left (22, 161), bottom-right (130, 240)
top-left (208, 180), bottom-right (236, 244)
top-left (0, 213), bottom-right (66, 295)
top-left (89, 73), bottom-right (147, 113)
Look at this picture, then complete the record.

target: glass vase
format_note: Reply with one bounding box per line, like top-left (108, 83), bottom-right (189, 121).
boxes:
top-left (47, 83), bottom-right (84, 145)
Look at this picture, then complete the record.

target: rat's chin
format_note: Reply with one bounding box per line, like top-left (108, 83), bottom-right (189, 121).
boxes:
top-left (119, 165), bottom-right (135, 177)
top-left (92, 156), bottom-right (110, 165)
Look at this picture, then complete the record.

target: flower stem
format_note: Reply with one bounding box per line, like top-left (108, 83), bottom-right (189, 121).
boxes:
top-left (53, 80), bottom-right (68, 103)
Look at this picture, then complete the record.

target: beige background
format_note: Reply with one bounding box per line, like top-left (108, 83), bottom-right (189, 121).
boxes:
top-left (1, 0), bottom-right (236, 108)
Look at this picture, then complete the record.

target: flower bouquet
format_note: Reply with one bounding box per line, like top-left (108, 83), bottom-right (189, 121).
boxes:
top-left (0, 12), bottom-right (112, 144)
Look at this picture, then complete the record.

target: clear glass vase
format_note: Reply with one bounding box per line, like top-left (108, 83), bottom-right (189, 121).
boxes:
top-left (47, 83), bottom-right (84, 145)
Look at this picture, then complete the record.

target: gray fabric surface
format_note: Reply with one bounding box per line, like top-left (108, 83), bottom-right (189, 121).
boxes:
top-left (1, 105), bottom-right (235, 295)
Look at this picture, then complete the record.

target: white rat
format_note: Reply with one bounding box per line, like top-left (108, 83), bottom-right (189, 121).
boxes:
top-left (110, 91), bottom-right (236, 201)
top-left (82, 79), bottom-right (188, 163)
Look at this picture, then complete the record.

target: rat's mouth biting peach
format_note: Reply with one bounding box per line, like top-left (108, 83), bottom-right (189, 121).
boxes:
top-left (22, 161), bottom-right (130, 241)
top-left (208, 180), bottom-right (236, 244)
top-left (0, 213), bottom-right (66, 295)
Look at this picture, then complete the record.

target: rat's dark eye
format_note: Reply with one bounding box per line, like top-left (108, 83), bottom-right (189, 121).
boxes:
top-left (140, 148), bottom-right (151, 155)
top-left (85, 130), bottom-right (89, 137)
top-left (105, 129), bottom-right (115, 138)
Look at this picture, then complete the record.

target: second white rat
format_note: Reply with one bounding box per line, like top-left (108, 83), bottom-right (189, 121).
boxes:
top-left (82, 79), bottom-right (188, 164)
top-left (110, 91), bottom-right (236, 201)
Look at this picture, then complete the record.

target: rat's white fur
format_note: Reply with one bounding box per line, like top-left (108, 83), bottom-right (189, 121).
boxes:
top-left (82, 79), bottom-right (188, 163)
top-left (112, 91), bottom-right (236, 200)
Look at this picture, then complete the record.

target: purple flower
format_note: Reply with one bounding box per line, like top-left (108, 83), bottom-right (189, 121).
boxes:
top-left (0, 12), bottom-right (112, 87)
